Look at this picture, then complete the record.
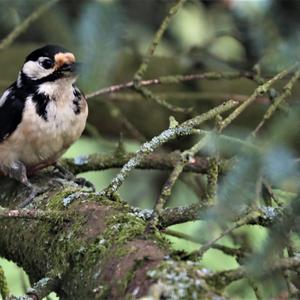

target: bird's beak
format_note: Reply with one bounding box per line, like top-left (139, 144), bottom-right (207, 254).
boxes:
top-left (54, 52), bottom-right (79, 74)
top-left (60, 62), bottom-right (81, 74)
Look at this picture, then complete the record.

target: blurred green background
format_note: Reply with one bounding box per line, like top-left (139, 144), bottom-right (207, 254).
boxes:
top-left (1, 0), bottom-right (300, 299)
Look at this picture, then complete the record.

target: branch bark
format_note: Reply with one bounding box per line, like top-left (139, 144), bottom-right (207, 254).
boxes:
top-left (61, 151), bottom-right (232, 175)
top-left (0, 173), bottom-right (223, 300)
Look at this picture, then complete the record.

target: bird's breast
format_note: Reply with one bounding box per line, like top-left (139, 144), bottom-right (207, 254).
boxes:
top-left (0, 87), bottom-right (88, 168)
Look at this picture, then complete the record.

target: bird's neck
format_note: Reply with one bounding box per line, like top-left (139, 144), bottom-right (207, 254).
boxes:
top-left (16, 71), bottom-right (77, 102)
top-left (37, 79), bottom-right (77, 102)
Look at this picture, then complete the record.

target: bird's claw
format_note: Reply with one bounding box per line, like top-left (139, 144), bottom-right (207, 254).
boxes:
top-left (74, 177), bottom-right (95, 192)
top-left (17, 185), bottom-right (47, 208)
top-left (53, 163), bottom-right (95, 192)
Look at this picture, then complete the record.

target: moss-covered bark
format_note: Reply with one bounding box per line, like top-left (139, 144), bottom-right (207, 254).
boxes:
top-left (0, 172), bottom-right (224, 300)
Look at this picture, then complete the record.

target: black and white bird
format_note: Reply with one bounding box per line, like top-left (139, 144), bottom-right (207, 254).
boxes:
top-left (0, 45), bottom-right (88, 206)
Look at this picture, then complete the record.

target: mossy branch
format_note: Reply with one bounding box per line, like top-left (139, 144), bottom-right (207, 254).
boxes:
top-left (101, 100), bottom-right (238, 197)
top-left (0, 174), bottom-right (234, 300)
top-left (61, 151), bottom-right (232, 175)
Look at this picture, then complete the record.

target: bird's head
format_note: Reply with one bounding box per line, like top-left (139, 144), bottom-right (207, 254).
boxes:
top-left (19, 45), bottom-right (79, 86)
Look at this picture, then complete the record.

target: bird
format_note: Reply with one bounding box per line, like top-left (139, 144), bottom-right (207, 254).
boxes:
top-left (0, 45), bottom-right (88, 207)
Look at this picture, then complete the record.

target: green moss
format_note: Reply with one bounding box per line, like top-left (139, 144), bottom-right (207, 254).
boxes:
top-left (79, 211), bottom-right (147, 268)
top-left (94, 194), bottom-right (129, 210)
top-left (116, 258), bottom-right (146, 298)
top-left (48, 189), bottom-right (78, 210)
top-left (104, 213), bottom-right (145, 244)
top-left (37, 216), bottom-right (85, 278)
top-left (1, 187), bottom-right (172, 299)
top-left (71, 209), bottom-right (171, 298)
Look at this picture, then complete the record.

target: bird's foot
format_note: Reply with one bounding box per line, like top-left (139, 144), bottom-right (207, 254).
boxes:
top-left (0, 161), bottom-right (47, 208)
top-left (73, 177), bottom-right (95, 192)
top-left (17, 184), bottom-right (47, 208)
top-left (52, 163), bottom-right (74, 180)
top-left (53, 163), bottom-right (95, 192)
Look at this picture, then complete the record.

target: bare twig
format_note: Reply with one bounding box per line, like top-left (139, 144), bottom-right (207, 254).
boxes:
top-left (132, 85), bottom-right (194, 113)
top-left (131, 0), bottom-right (193, 113)
top-left (106, 102), bottom-right (146, 142)
top-left (252, 68), bottom-right (300, 136)
top-left (134, 0), bottom-right (187, 80)
top-left (94, 91), bottom-right (271, 105)
top-left (184, 211), bottom-right (260, 260)
top-left (205, 257), bottom-right (300, 289)
top-left (0, 0), bottom-right (59, 50)
top-left (86, 72), bottom-right (253, 99)
top-left (164, 228), bottom-right (245, 257)
top-left (219, 63), bottom-right (298, 131)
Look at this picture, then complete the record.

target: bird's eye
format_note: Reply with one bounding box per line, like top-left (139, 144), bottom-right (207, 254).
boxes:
top-left (39, 58), bottom-right (53, 69)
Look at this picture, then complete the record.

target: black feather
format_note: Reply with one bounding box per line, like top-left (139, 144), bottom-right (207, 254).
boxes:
top-left (72, 87), bottom-right (82, 114)
top-left (32, 93), bottom-right (51, 121)
top-left (25, 45), bottom-right (68, 62)
top-left (0, 83), bottom-right (25, 143)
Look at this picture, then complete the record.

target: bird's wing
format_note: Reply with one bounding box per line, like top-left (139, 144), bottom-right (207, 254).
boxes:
top-left (0, 85), bottom-right (25, 143)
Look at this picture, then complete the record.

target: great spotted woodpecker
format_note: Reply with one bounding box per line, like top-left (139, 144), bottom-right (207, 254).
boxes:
top-left (0, 45), bottom-right (88, 206)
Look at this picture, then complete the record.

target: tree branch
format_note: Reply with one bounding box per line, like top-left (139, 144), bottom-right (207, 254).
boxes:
top-left (0, 0), bottom-right (59, 51)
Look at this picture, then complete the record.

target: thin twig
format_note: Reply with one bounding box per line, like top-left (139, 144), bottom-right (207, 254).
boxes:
top-left (0, 208), bottom-right (67, 221)
top-left (100, 100), bottom-right (238, 197)
top-left (146, 135), bottom-right (210, 230)
top-left (133, 85), bottom-right (194, 113)
top-left (134, 0), bottom-right (187, 80)
top-left (164, 228), bottom-right (246, 257)
top-left (205, 257), bottom-right (300, 289)
top-left (0, 0), bottom-right (59, 50)
top-left (183, 211), bottom-right (260, 260)
top-left (106, 102), bottom-right (146, 142)
top-left (219, 63), bottom-right (298, 131)
top-left (252, 69), bottom-right (300, 136)
top-left (95, 91), bottom-right (270, 105)
top-left (247, 277), bottom-right (263, 300)
top-left (131, 0), bottom-right (192, 113)
top-left (86, 71), bottom-right (253, 99)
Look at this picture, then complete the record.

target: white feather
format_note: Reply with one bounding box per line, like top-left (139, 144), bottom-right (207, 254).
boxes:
top-left (37, 77), bottom-right (76, 100)
top-left (0, 88), bottom-right (11, 107)
top-left (22, 59), bottom-right (54, 80)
